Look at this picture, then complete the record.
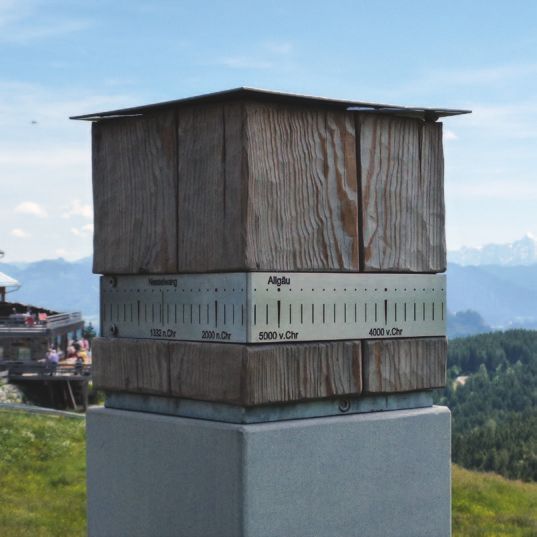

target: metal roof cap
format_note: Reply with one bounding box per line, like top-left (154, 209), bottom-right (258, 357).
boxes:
top-left (71, 87), bottom-right (471, 122)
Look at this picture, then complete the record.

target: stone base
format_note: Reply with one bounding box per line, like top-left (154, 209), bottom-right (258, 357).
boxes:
top-left (87, 406), bottom-right (451, 537)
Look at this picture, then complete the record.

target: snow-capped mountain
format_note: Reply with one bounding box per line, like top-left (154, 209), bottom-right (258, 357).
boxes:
top-left (448, 233), bottom-right (537, 266)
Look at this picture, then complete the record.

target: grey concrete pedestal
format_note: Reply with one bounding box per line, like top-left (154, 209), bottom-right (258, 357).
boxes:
top-left (87, 406), bottom-right (451, 537)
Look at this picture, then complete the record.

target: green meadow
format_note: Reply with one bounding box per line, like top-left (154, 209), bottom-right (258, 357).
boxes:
top-left (453, 465), bottom-right (537, 536)
top-left (1, 409), bottom-right (537, 536)
top-left (0, 410), bottom-right (86, 537)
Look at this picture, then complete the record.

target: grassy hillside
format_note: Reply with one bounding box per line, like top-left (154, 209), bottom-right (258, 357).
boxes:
top-left (0, 410), bottom-right (86, 537)
top-left (1, 409), bottom-right (537, 536)
top-left (453, 465), bottom-right (537, 536)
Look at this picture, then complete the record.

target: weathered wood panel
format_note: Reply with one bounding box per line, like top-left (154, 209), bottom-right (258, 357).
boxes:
top-left (243, 341), bottom-right (361, 406)
top-left (93, 338), bottom-right (362, 406)
top-left (135, 339), bottom-right (170, 394)
top-left (244, 103), bottom-right (360, 271)
top-left (420, 122), bottom-right (446, 271)
top-left (177, 103), bottom-right (246, 272)
top-left (362, 337), bottom-right (446, 393)
top-left (91, 101), bottom-right (446, 274)
top-left (358, 115), bottom-right (446, 272)
top-left (92, 111), bottom-right (177, 274)
top-left (168, 341), bottom-right (244, 403)
top-left (92, 338), bottom-right (138, 392)
top-left (92, 338), bottom-right (169, 394)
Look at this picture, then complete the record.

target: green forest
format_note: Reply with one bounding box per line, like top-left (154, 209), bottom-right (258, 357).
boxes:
top-left (438, 330), bottom-right (537, 481)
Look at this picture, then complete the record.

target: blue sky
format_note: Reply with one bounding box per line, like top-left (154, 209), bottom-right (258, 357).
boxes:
top-left (1, 0), bottom-right (536, 261)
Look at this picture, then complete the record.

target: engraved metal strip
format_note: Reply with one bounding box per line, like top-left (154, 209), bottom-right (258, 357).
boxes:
top-left (100, 272), bottom-right (446, 343)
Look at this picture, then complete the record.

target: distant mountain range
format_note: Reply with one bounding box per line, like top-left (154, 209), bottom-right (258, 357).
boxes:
top-left (2, 241), bottom-right (537, 337)
top-left (446, 310), bottom-right (491, 339)
top-left (0, 257), bottom-right (99, 325)
top-left (449, 233), bottom-right (537, 266)
top-left (447, 262), bottom-right (537, 330)
top-left (446, 234), bottom-right (537, 332)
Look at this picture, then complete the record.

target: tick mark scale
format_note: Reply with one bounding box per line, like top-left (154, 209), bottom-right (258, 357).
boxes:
top-left (100, 272), bottom-right (446, 343)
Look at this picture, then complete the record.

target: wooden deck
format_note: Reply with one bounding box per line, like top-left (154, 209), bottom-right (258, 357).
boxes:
top-left (2, 362), bottom-right (92, 411)
top-left (0, 312), bottom-right (84, 337)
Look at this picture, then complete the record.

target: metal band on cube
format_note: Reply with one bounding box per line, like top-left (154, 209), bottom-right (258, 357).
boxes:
top-left (101, 272), bottom-right (446, 343)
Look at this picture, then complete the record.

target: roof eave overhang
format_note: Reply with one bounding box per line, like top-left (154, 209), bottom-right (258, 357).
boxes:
top-left (70, 87), bottom-right (471, 123)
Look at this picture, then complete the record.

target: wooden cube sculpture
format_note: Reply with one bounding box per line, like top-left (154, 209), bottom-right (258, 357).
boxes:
top-left (73, 88), bottom-right (468, 412)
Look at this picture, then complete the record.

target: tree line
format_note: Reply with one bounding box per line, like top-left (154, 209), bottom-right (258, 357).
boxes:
top-left (438, 330), bottom-right (537, 481)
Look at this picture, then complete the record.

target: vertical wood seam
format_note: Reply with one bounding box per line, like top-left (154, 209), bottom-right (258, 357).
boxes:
top-left (354, 112), bottom-right (365, 272)
top-left (166, 341), bottom-right (172, 396)
top-left (354, 112), bottom-right (367, 378)
top-left (240, 345), bottom-right (249, 406)
top-left (418, 120), bottom-right (424, 271)
top-left (222, 105), bottom-right (227, 219)
top-left (175, 108), bottom-right (180, 272)
top-left (242, 102), bottom-right (252, 269)
top-left (91, 122), bottom-right (98, 274)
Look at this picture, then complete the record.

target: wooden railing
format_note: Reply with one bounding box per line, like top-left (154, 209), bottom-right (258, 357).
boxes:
top-left (0, 312), bottom-right (83, 333)
top-left (4, 361), bottom-right (91, 378)
top-left (46, 312), bottom-right (83, 329)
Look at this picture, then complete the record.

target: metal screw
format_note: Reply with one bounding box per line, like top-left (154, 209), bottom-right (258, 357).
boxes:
top-left (338, 399), bottom-right (351, 413)
top-left (110, 324), bottom-right (118, 336)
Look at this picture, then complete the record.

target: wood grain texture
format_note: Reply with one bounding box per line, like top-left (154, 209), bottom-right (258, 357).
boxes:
top-left (358, 115), bottom-right (446, 272)
top-left (92, 338), bottom-right (136, 392)
top-left (420, 122), bottom-right (446, 271)
top-left (168, 341), bottom-right (244, 403)
top-left (177, 103), bottom-right (246, 272)
top-left (244, 103), bottom-right (360, 271)
top-left (91, 100), bottom-right (446, 274)
top-left (362, 337), bottom-right (446, 393)
top-left (135, 339), bottom-right (170, 394)
top-left (92, 338), bottom-right (169, 395)
top-left (242, 341), bottom-right (362, 405)
top-left (93, 338), bottom-right (362, 406)
top-left (92, 111), bottom-right (177, 274)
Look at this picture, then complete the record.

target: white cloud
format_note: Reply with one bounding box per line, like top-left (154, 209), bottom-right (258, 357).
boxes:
top-left (263, 41), bottom-right (293, 55)
top-left (0, 147), bottom-right (88, 167)
top-left (446, 179), bottom-right (537, 201)
top-left (217, 40), bottom-right (295, 71)
top-left (464, 101), bottom-right (537, 141)
top-left (443, 129), bottom-right (458, 141)
top-left (10, 228), bottom-right (30, 238)
top-left (14, 201), bottom-right (47, 217)
top-left (219, 56), bottom-right (273, 70)
top-left (62, 200), bottom-right (93, 220)
top-left (0, 81), bottom-right (136, 262)
top-left (0, 81), bottom-right (135, 129)
top-left (104, 77), bottom-right (137, 87)
top-left (0, 0), bottom-right (30, 26)
top-left (3, 19), bottom-right (90, 43)
top-left (396, 62), bottom-right (537, 96)
top-left (0, 0), bottom-right (91, 44)
top-left (70, 223), bottom-right (93, 237)
top-left (434, 63), bottom-right (537, 87)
